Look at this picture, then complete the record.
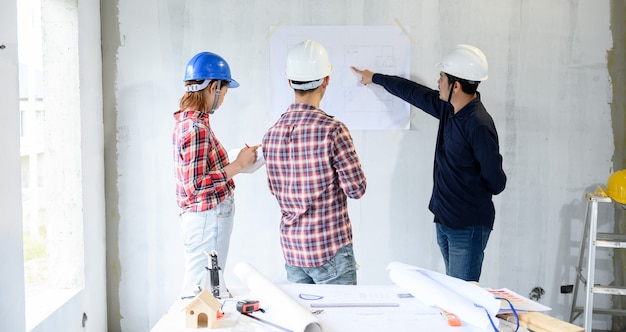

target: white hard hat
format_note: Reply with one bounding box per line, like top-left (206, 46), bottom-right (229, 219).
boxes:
top-left (437, 44), bottom-right (488, 82)
top-left (285, 40), bottom-right (333, 83)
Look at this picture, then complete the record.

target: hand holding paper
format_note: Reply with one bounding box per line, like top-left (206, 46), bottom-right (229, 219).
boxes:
top-left (229, 145), bottom-right (265, 174)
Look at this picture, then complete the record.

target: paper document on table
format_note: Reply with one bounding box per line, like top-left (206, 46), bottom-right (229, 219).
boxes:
top-left (228, 148), bottom-right (265, 174)
top-left (280, 283), bottom-right (407, 309)
top-left (387, 262), bottom-right (501, 330)
top-left (280, 283), bottom-right (472, 332)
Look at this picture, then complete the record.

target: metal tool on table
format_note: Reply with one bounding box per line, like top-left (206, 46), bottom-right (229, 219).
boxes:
top-left (236, 300), bottom-right (264, 314)
top-left (203, 250), bottom-right (229, 299)
top-left (236, 300), bottom-right (292, 332)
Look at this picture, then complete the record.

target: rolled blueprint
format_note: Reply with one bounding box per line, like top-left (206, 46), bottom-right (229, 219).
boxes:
top-left (233, 262), bottom-right (322, 332)
top-left (388, 262), bottom-right (500, 330)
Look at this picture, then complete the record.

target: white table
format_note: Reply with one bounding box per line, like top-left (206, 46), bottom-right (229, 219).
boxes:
top-left (151, 284), bottom-right (495, 332)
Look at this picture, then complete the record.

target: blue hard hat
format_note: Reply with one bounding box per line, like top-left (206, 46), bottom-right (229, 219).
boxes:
top-left (184, 52), bottom-right (239, 88)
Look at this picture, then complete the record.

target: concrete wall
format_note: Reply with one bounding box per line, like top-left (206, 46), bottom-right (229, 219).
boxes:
top-left (610, 1), bottom-right (626, 330)
top-left (100, 0), bottom-right (621, 330)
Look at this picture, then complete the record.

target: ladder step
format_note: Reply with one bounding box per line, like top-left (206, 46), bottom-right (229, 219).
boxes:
top-left (586, 193), bottom-right (613, 202)
top-left (570, 193), bottom-right (624, 331)
top-left (592, 285), bottom-right (626, 295)
top-left (573, 306), bottom-right (626, 316)
top-left (596, 232), bottom-right (626, 248)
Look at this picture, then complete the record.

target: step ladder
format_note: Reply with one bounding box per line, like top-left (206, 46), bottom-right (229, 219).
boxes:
top-left (569, 193), bottom-right (626, 330)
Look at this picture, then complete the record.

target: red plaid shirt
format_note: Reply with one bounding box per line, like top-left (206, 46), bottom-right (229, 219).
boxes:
top-left (173, 110), bottom-right (234, 212)
top-left (262, 104), bottom-right (367, 267)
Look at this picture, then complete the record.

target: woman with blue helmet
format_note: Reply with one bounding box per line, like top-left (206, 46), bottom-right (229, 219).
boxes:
top-left (173, 51), bottom-right (258, 299)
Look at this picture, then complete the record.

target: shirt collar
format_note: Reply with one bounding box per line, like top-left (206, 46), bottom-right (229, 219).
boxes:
top-left (454, 92), bottom-right (481, 118)
top-left (286, 103), bottom-right (334, 118)
top-left (173, 109), bottom-right (209, 121)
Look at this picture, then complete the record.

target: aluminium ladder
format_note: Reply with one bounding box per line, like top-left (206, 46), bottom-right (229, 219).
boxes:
top-left (569, 193), bottom-right (626, 331)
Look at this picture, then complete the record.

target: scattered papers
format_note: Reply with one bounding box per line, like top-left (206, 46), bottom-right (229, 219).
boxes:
top-left (228, 148), bottom-right (265, 174)
top-left (486, 288), bottom-right (551, 314)
top-left (280, 283), bottom-right (466, 332)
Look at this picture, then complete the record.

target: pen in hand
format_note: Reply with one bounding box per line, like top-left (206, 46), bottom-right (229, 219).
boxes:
top-left (243, 143), bottom-right (258, 163)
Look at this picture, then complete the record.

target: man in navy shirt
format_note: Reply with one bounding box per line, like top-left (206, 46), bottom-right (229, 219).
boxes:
top-left (352, 44), bottom-right (506, 282)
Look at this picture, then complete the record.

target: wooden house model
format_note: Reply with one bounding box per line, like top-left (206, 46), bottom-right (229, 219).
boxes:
top-left (184, 290), bottom-right (223, 329)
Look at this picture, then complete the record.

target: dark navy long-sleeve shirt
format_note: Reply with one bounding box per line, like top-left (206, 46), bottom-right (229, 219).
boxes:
top-left (372, 74), bottom-right (506, 229)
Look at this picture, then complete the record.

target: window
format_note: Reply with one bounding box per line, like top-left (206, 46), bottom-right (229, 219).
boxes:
top-left (18, 0), bottom-right (84, 329)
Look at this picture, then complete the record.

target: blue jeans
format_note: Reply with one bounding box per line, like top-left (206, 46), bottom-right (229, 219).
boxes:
top-left (179, 195), bottom-right (234, 298)
top-left (285, 244), bottom-right (357, 285)
top-left (436, 223), bottom-right (491, 282)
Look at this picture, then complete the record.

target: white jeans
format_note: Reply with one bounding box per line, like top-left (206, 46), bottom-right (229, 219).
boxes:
top-left (179, 195), bottom-right (234, 298)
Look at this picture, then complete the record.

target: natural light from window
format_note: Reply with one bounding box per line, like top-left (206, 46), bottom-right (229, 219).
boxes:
top-left (17, 0), bottom-right (84, 330)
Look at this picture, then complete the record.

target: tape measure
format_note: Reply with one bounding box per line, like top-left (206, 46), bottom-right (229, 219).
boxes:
top-left (236, 300), bottom-right (264, 314)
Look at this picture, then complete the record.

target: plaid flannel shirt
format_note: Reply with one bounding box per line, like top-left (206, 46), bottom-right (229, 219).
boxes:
top-left (173, 110), bottom-right (234, 212)
top-left (262, 104), bottom-right (367, 267)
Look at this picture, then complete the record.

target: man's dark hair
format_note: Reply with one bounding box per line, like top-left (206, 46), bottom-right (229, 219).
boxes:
top-left (445, 73), bottom-right (480, 94)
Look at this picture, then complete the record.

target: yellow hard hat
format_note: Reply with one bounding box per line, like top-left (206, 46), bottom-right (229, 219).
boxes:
top-left (603, 170), bottom-right (626, 204)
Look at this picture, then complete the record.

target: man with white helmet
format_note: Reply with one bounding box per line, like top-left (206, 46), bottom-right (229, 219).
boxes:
top-left (352, 44), bottom-right (506, 282)
top-left (173, 51), bottom-right (258, 298)
top-left (263, 40), bottom-right (367, 285)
